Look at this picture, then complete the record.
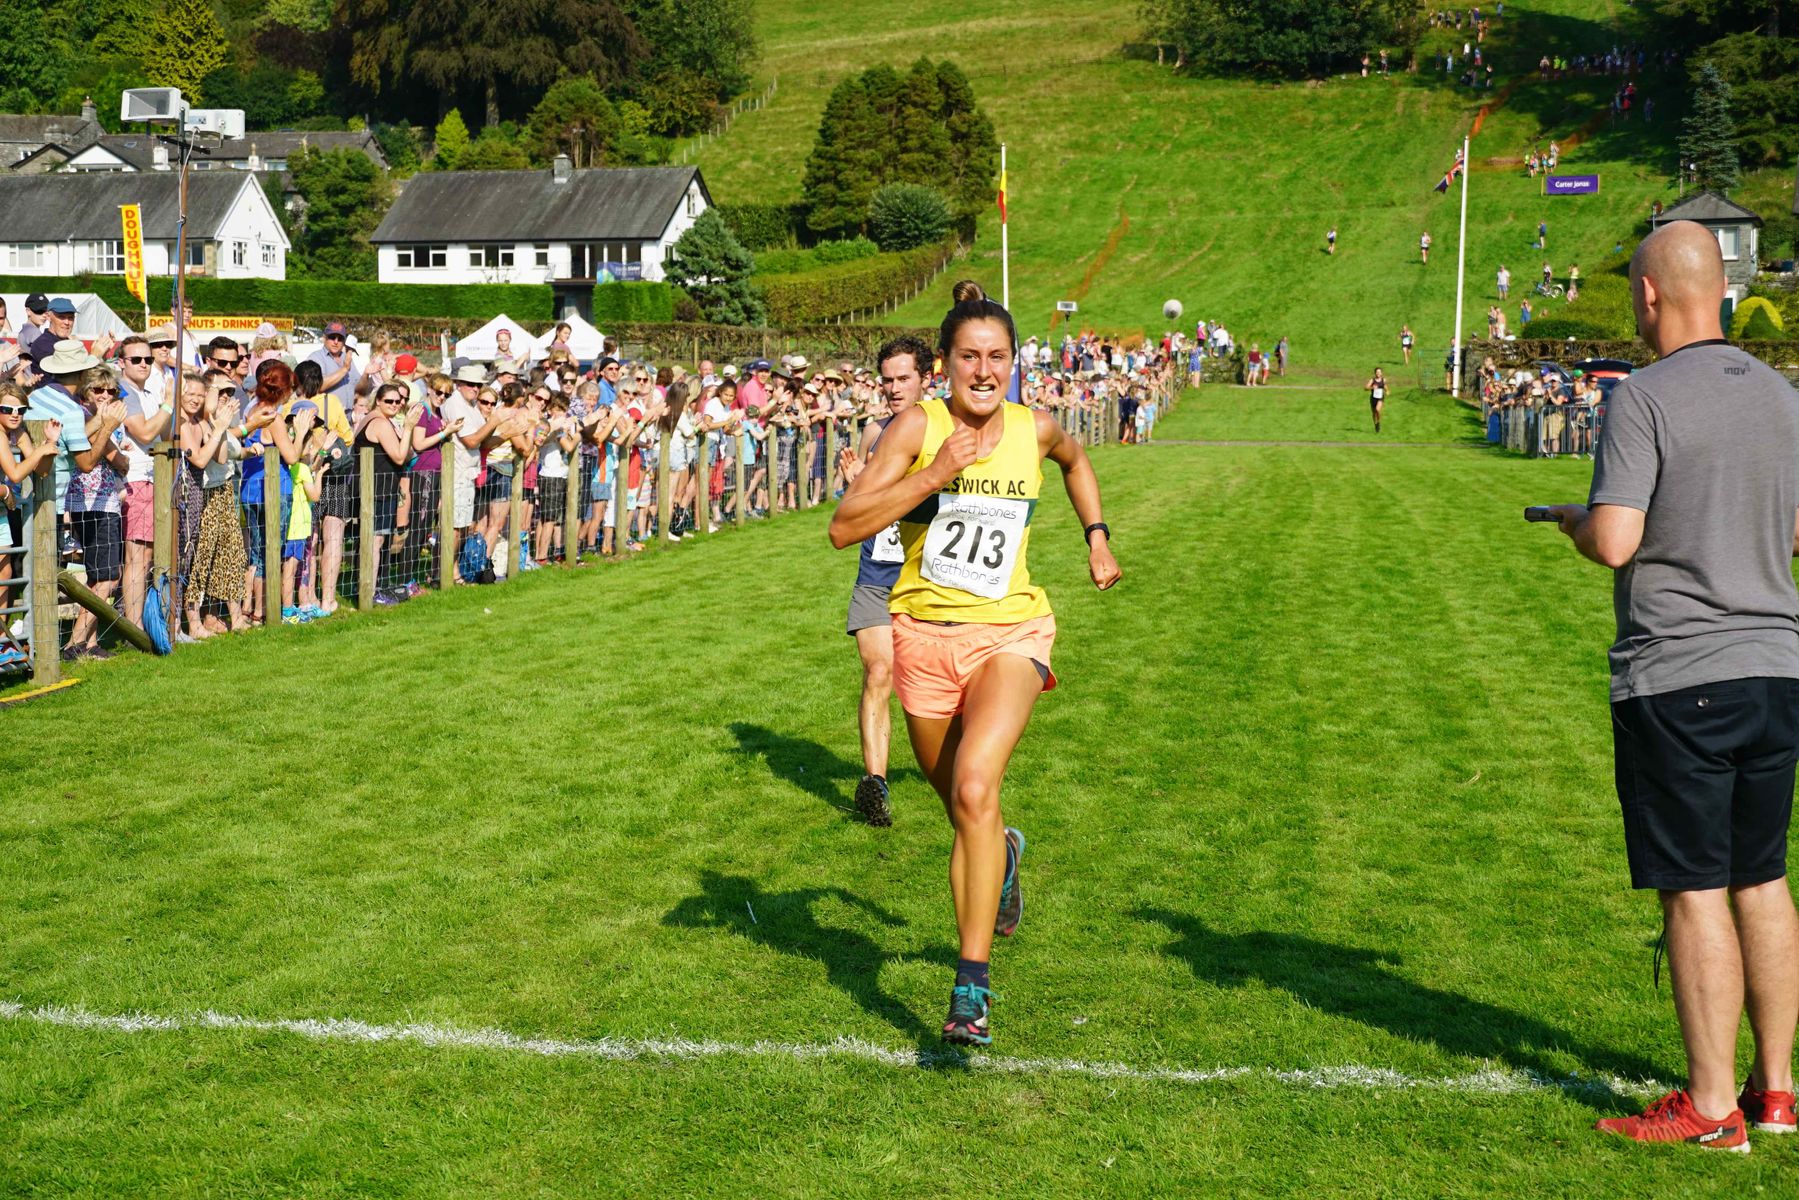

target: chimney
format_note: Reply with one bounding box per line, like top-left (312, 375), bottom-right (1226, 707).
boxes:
top-left (152, 143), bottom-right (170, 171)
top-left (248, 142), bottom-right (261, 171)
top-left (552, 153), bottom-right (572, 183)
top-left (80, 95), bottom-right (97, 123)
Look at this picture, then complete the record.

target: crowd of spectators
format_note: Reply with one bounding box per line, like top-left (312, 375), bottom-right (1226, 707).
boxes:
top-left (1475, 357), bottom-right (1608, 458)
top-left (1, 301), bottom-right (1176, 670)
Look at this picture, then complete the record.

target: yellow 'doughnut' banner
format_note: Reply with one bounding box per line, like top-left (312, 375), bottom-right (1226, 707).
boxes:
top-left (119, 204), bottom-right (146, 305)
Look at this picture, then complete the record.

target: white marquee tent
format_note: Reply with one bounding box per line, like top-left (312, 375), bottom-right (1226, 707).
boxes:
top-left (454, 313), bottom-right (540, 363)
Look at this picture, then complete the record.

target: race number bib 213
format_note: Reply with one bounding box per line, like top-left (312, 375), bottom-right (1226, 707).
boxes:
top-left (921, 494), bottom-right (1028, 600)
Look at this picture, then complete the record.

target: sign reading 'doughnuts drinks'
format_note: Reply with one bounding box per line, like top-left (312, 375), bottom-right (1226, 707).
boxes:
top-left (1545, 174), bottom-right (1601, 196)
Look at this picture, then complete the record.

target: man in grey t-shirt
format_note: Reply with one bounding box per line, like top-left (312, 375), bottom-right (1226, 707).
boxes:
top-left (1546, 222), bottom-right (1799, 1152)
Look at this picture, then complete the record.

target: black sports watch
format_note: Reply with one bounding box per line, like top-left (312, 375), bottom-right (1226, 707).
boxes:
top-left (1084, 522), bottom-right (1110, 545)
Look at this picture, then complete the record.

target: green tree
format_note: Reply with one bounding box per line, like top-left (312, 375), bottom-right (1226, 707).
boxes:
top-left (525, 76), bottom-right (621, 167)
top-left (1140, 0), bottom-right (1420, 78)
top-left (373, 122), bottom-right (423, 175)
top-left (634, 69), bottom-right (723, 137)
top-left (0, 3), bottom-right (72, 112)
top-left (624, 0), bottom-right (759, 99)
top-left (143, 0), bottom-right (230, 101)
top-left (1689, 32), bottom-right (1799, 166)
top-left (1679, 63), bottom-right (1742, 192)
top-left (1739, 305), bottom-right (1787, 340)
top-left (933, 60), bottom-right (999, 222)
top-left (801, 76), bottom-right (887, 236)
top-left (431, 108), bottom-right (470, 169)
top-left (457, 127), bottom-right (533, 170)
top-left (287, 146), bottom-right (392, 278)
top-left (868, 183), bottom-right (951, 251)
top-left (890, 59), bottom-right (953, 186)
top-left (403, 0), bottom-right (647, 126)
top-left (665, 209), bottom-right (764, 325)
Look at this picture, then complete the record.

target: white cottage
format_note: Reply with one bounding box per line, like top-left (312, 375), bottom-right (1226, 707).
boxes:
top-left (0, 171), bottom-right (290, 279)
top-left (371, 158), bottom-right (710, 289)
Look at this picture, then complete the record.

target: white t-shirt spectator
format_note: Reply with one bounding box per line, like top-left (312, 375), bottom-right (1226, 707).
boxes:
top-left (118, 378), bottom-right (160, 484)
top-left (440, 392), bottom-right (484, 477)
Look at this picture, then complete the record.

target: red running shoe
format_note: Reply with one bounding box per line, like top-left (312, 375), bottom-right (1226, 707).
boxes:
top-left (1739, 1081), bottom-right (1798, 1133)
top-left (1595, 1090), bottom-right (1749, 1154)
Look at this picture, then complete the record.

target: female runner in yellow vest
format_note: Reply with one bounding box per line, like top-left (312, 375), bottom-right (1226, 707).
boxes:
top-left (830, 281), bottom-right (1120, 1046)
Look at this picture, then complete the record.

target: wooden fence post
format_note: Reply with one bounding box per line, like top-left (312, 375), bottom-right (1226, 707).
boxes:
top-left (691, 430), bottom-right (708, 539)
top-left (657, 429), bottom-right (673, 544)
top-left (262, 447), bottom-right (280, 623)
top-left (563, 449), bottom-right (581, 564)
top-left (613, 445), bottom-right (630, 555)
top-left (151, 450), bottom-right (174, 576)
top-left (438, 454), bottom-right (456, 590)
top-left (25, 430), bottom-right (60, 685)
top-left (357, 447), bottom-right (377, 609)
top-left (802, 424), bottom-right (818, 508)
top-left (825, 419), bottom-right (838, 502)
top-left (506, 457), bottom-right (524, 578)
top-left (734, 435), bottom-right (747, 527)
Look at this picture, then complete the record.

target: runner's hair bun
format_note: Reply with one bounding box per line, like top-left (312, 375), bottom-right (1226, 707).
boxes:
top-left (951, 280), bottom-right (986, 304)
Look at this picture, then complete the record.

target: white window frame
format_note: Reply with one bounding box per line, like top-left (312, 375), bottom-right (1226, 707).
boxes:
top-left (87, 240), bottom-right (125, 273)
top-left (534, 243), bottom-right (550, 268)
top-left (469, 244), bottom-right (515, 269)
top-left (8, 242), bottom-right (48, 270)
top-left (396, 244), bottom-right (447, 269)
top-left (231, 240), bottom-right (247, 267)
top-left (1717, 226), bottom-right (1741, 261)
top-left (260, 242), bottom-right (277, 269)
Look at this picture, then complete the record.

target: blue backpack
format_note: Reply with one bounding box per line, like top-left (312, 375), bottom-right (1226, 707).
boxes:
top-left (457, 533), bottom-right (495, 584)
top-left (142, 569), bottom-right (173, 655)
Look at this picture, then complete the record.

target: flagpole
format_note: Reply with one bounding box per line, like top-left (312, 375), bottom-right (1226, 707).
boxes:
top-left (1452, 134), bottom-right (1470, 398)
top-left (999, 143), bottom-right (1009, 310)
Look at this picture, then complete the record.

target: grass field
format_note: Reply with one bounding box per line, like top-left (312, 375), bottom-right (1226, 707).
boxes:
top-left (699, 0), bottom-right (1686, 360)
top-left (8, 384), bottom-right (1799, 1194)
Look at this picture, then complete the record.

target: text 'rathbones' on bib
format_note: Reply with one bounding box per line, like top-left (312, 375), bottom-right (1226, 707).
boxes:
top-left (871, 521), bottom-right (905, 564)
top-left (920, 494), bottom-right (1028, 600)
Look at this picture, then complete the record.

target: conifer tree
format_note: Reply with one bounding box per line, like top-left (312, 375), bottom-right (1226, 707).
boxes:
top-left (1679, 62), bottom-right (1741, 192)
top-left (144, 0), bottom-right (229, 101)
top-left (666, 210), bottom-right (765, 326)
top-left (801, 77), bottom-right (884, 235)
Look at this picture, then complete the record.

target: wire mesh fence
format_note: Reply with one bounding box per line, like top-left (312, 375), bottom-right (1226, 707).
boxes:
top-left (6, 361), bottom-right (1180, 688)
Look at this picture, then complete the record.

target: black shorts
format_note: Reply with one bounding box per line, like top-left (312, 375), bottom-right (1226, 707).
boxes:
top-left (318, 467), bottom-right (357, 521)
top-left (538, 475), bottom-right (568, 521)
top-left (70, 510), bottom-right (124, 584)
top-left (1612, 677), bottom-right (1799, 891)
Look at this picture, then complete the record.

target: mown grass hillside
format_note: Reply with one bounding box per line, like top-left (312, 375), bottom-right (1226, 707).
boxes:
top-left (698, 0), bottom-right (1688, 362)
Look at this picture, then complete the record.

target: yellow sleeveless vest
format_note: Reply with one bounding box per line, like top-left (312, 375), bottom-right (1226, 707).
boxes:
top-left (890, 399), bottom-right (1051, 624)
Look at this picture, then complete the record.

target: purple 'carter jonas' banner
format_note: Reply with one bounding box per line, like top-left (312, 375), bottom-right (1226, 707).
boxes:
top-left (1545, 174), bottom-right (1601, 195)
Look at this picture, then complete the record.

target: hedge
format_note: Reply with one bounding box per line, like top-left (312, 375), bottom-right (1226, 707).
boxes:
top-left (606, 321), bottom-right (935, 367)
top-left (759, 241), bottom-right (958, 325)
top-left (1730, 295), bottom-right (1786, 339)
top-left (0, 274), bottom-right (554, 322)
top-left (715, 203), bottom-right (804, 250)
top-left (591, 281), bottom-right (676, 323)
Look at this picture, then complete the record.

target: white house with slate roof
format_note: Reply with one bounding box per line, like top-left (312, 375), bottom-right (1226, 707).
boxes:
top-left (0, 172), bottom-right (289, 279)
top-left (370, 157), bottom-right (710, 286)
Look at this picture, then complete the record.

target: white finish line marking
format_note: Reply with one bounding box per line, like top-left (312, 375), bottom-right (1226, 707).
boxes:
top-left (1, 1001), bottom-right (1662, 1100)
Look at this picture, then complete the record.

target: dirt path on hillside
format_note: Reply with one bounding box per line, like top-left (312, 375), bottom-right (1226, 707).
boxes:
top-left (1050, 200), bottom-right (1132, 334)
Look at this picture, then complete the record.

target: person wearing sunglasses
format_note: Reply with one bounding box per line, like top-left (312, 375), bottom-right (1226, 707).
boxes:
top-left (113, 334), bottom-right (174, 633)
top-left (1, 380), bottom-right (61, 629)
top-left (61, 365), bottom-right (132, 659)
top-left (355, 383), bottom-right (419, 604)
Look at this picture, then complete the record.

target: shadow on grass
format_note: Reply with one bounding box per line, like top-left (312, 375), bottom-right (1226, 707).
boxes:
top-left (665, 871), bottom-right (955, 1044)
top-left (1137, 908), bottom-right (1662, 1112)
top-left (728, 721), bottom-right (920, 820)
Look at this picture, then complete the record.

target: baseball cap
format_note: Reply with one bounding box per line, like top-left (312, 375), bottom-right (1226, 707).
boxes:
top-left (323, 321), bottom-right (348, 338)
top-left (721, 363), bottom-right (739, 377)
top-left (597, 356), bottom-right (619, 370)
top-left (394, 353), bottom-right (419, 374)
top-left (24, 292), bottom-right (48, 314)
top-left (47, 297), bottom-right (77, 315)
top-left (749, 359), bottom-right (770, 371)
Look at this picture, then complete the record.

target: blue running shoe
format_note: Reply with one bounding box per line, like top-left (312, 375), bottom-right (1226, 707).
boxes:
top-left (942, 983), bottom-right (992, 1046)
top-left (996, 826), bottom-right (1025, 937)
